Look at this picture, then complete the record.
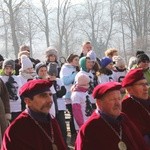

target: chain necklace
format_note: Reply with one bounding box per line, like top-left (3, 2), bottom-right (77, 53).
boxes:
top-left (132, 98), bottom-right (150, 116)
top-left (28, 113), bottom-right (58, 150)
top-left (101, 114), bottom-right (127, 150)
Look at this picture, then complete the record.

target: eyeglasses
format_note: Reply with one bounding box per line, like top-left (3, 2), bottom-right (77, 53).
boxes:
top-left (133, 83), bottom-right (149, 87)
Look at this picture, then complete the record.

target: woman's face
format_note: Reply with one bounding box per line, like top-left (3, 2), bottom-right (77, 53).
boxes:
top-left (47, 55), bottom-right (56, 62)
top-left (71, 56), bottom-right (79, 67)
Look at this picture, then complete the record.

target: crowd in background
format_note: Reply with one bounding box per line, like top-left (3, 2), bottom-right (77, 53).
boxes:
top-left (0, 41), bottom-right (150, 149)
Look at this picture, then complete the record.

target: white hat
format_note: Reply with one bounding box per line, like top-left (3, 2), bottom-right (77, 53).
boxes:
top-left (20, 55), bottom-right (33, 71)
top-left (87, 50), bottom-right (96, 61)
top-left (112, 56), bottom-right (125, 67)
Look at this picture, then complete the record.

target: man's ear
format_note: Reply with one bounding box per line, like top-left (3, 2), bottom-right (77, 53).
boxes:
top-left (24, 97), bottom-right (32, 106)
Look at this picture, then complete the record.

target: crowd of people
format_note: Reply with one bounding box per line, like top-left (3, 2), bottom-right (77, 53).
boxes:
top-left (0, 41), bottom-right (150, 150)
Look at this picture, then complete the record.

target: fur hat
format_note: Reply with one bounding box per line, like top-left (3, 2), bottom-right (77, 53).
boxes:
top-left (87, 50), bottom-right (96, 61)
top-left (100, 57), bottom-right (112, 68)
top-left (76, 74), bottom-right (90, 88)
top-left (20, 55), bottom-right (33, 71)
top-left (45, 48), bottom-right (58, 58)
top-left (113, 56), bottom-right (125, 67)
top-left (2, 59), bottom-right (15, 70)
top-left (92, 82), bottom-right (121, 99)
top-left (47, 62), bottom-right (58, 76)
top-left (35, 62), bottom-right (47, 74)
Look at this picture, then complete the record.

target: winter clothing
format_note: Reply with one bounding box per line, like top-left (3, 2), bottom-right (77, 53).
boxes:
top-left (20, 55), bottom-right (33, 71)
top-left (87, 50), bottom-right (96, 61)
top-left (2, 59), bottom-right (15, 70)
top-left (45, 48), bottom-right (58, 59)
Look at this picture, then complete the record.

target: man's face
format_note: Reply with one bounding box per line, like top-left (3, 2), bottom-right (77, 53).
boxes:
top-left (97, 90), bottom-right (122, 118)
top-left (127, 79), bottom-right (149, 100)
top-left (27, 91), bottom-right (53, 114)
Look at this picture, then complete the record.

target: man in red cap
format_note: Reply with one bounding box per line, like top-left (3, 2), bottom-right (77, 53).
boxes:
top-left (122, 68), bottom-right (150, 147)
top-left (75, 81), bottom-right (149, 150)
top-left (1, 79), bottom-right (67, 150)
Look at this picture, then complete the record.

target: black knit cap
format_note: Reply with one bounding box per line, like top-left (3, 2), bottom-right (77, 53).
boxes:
top-left (137, 53), bottom-right (150, 64)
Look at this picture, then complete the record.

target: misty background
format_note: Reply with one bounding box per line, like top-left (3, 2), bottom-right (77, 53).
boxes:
top-left (0, 0), bottom-right (150, 62)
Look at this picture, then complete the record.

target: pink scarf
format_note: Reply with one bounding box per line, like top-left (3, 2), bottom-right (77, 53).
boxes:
top-left (72, 85), bottom-right (88, 92)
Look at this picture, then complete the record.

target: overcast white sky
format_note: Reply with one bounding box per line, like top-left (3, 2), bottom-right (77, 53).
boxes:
top-left (33, 0), bottom-right (84, 8)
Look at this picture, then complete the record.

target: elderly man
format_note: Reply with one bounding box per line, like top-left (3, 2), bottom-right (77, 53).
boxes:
top-left (122, 68), bottom-right (150, 147)
top-left (1, 79), bottom-right (66, 150)
top-left (75, 82), bottom-right (149, 150)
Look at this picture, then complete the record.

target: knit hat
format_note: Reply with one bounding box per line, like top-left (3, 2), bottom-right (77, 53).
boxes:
top-left (100, 57), bottom-right (113, 68)
top-left (87, 50), bottom-right (96, 61)
top-left (2, 59), bottom-right (15, 70)
top-left (35, 62), bottom-right (47, 74)
top-left (76, 74), bottom-right (90, 88)
top-left (45, 47), bottom-right (58, 59)
top-left (137, 53), bottom-right (150, 64)
top-left (136, 51), bottom-right (145, 57)
top-left (47, 62), bottom-right (58, 76)
top-left (112, 56), bottom-right (125, 67)
top-left (20, 55), bottom-right (33, 71)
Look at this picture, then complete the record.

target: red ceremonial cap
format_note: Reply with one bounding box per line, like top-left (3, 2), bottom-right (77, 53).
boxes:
top-left (92, 82), bottom-right (121, 99)
top-left (122, 68), bottom-right (145, 87)
top-left (19, 79), bottom-right (53, 99)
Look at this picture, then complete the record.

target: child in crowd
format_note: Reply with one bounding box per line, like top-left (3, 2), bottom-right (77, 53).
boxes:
top-left (112, 55), bottom-right (128, 83)
top-left (47, 62), bottom-right (67, 146)
top-left (0, 59), bottom-right (22, 122)
top-left (71, 74), bottom-right (92, 130)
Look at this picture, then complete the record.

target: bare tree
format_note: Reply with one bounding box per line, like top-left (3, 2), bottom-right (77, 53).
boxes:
top-left (39, 0), bottom-right (51, 47)
top-left (76, 0), bottom-right (117, 57)
top-left (121, 0), bottom-right (150, 52)
top-left (3, 0), bottom-right (25, 57)
top-left (0, 1), bottom-right (9, 57)
top-left (56, 0), bottom-right (71, 56)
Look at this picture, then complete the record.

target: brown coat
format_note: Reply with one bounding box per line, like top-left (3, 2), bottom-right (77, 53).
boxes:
top-left (0, 78), bottom-right (10, 140)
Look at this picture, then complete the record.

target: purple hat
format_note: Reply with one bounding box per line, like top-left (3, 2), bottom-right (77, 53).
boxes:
top-left (100, 57), bottom-right (112, 68)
